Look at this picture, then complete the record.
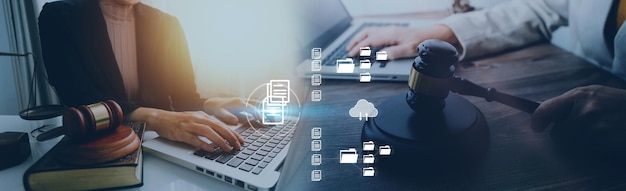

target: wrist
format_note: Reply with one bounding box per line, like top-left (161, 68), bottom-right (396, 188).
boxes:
top-left (127, 107), bottom-right (166, 131)
top-left (202, 99), bottom-right (210, 111)
top-left (426, 24), bottom-right (462, 56)
top-left (426, 25), bottom-right (459, 45)
top-left (202, 98), bottom-right (219, 114)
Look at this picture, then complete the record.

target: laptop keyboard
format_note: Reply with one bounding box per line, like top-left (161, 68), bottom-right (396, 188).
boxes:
top-left (193, 119), bottom-right (296, 175)
top-left (322, 22), bottom-right (410, 66)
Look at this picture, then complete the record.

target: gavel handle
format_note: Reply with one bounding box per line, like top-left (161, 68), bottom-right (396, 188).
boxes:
top-left (450, 76), bottom-right (540, 114)
top-left (36, 126), bottom-right (66, 141)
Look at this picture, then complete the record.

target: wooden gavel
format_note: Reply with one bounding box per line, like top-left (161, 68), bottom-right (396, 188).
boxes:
top-left (36, 100), bottom-right (123, 141)
top-left (46, 100), bottom-right (141, 165)
top-left (406, 39), bottom-right (540, 114)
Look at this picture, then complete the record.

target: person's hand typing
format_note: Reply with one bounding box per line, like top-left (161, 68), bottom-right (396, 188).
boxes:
top-left (128, 97), bottom-right (259, 153)
top-left (346, 25), bottom-right (459, 60)
top-left (146, 110), bottom-right (244, 152)
top-left (203, 97), bottom-right (258, 125)
top-left (531, 85), bottom-right (626, 158)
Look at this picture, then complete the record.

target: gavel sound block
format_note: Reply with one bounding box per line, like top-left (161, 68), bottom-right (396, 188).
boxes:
top-left (362, 40), bottom-right (490, 171)
top-left (55, 100), bottom-right (140, 165)
top-left (362, 40), bottom-right (541, 171)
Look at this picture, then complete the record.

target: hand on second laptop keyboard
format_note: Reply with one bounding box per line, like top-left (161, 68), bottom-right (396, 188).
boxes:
top-left (345, 25), bottom-right (459, 60)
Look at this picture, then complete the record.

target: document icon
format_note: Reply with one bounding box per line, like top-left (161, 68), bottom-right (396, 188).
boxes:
top-left (379, 145), bottom-right (391, 156)
top-left (262, 96), bottom-right (285, 125)
top-left (336, 58), bottom-right (355, 73)
top-left (311, 90), bottom-right (322, 102)
top-left (312, 140), bottom-right (322, 151)
top-left (311, 170), bottom-right (322, 181)
top-left (268, 80), bottom-right (290, 103)
top-left (363, 167), bottom-right (375, 177)
top-left (376, 51), bottom-right (388, 61)
top-left (311, 48), bottom-right (322, 59)
top-left (339, 148), bottom-right (358, 163)
top-left (359, 60), bottom-right (371, 69)
top-left (312, 154), bottom-right (322, 166)
top-left (311, 127), bottom-right (322, 139)
top-left (363, 154), bottom-right (375, 164)
top-left (360, 73), bottom-right (371, 83)
top-left (359, 47), bottom-right (371, 57)
top-left (311, 74), bottom-right (322, 86)
top-left (362, 141), bottom-right (375, 151)
top-left (311, 60), bottom-right (321, 71)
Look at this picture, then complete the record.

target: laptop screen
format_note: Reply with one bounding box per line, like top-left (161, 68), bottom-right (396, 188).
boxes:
top-left (296, 0), bottom-right (352, 54)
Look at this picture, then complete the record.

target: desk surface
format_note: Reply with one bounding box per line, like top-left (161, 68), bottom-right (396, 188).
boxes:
top-left (277, 43), bottom-right (626, 190)
top-left (0, 115), bottom-right (240, 191)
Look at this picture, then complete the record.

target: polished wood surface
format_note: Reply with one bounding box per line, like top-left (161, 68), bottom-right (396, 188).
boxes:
top-left (57, 125), bottom-right (140, 165)
top-left (279, 43), bottom-right (626, 190)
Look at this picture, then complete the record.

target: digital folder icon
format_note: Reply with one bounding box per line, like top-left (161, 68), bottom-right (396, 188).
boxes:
top-left (336, 58), bottom-right (355, 73)
top-left (363, 167), bottom-right (375, 177)
top-left (362, 141), bottom-right (375, 151)
top-left (363, 154), bottom-right (375, 164)
top-left (359, 47), bottom-right (371, 57)
top-left (360, 60), bottom-right (371, 69)
top-left (379, 145), bottom-right (391, 156)
top-left (360, 73), bottom-right (371, 83)
top-left (339, 148), bottom-right (358, 163)
top-left (376, 51), bottom-right (388, 61)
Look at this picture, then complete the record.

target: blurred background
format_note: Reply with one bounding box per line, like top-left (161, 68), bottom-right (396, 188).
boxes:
top-left (0, 0), bottom-right (300, 116)
top-left (0, 0), bottom-right (570, 115)
top-left (139, 0), bottom-right (301, 98)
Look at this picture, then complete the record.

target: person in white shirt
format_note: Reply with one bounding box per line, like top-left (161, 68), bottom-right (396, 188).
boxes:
top-left (347, 0), bottom-right (626, 157)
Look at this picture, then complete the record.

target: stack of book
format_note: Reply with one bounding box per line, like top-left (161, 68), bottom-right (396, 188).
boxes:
top-left (23, 122), bottom-right (145, 191)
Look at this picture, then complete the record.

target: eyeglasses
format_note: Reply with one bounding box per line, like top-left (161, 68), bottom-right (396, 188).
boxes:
top-left (30, 124), bottom-right (64, 141)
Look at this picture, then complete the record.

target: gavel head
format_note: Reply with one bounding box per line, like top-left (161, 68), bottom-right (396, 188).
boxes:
top-left (62, 100), bottom-right (123, 140)
top-left (406, 39), bottom-right (459, 112)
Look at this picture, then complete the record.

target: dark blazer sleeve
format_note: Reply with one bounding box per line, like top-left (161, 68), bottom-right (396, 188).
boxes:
top-left (164, 16), bottom-right (206, 111)
top-left (38, 2), bottom-right (140, 113)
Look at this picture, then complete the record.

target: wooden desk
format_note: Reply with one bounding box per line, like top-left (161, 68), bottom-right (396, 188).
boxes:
top-left (0, 116), bottom-right (243, 191)
top-left (277, 43), bottom-right (626, 190)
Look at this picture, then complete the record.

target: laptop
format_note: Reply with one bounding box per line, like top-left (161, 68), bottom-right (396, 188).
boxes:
top-left (143, 115), bottom-right (298, 191)
top-left (295, 0), bottom-right (436, 81)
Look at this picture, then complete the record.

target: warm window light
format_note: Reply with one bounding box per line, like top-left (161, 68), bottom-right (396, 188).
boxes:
top-left (151, 0), bottom-right (300, 98)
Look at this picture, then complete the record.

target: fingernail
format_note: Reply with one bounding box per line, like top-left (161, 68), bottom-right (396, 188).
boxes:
top-left (230, 117), bottom-right (238, 124)
top-left (206, 145), bottom-right (215, 152)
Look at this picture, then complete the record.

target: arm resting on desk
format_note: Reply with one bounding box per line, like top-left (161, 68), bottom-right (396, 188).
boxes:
top-left (440, 0), bottom-right (568, 60)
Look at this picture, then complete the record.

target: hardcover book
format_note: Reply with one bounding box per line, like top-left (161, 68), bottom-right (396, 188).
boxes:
top-left (23, 122), bottom-right (146, 191)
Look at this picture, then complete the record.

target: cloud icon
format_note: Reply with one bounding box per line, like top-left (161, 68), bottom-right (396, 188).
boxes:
top-left (349, 99), bottom-right (378, 120)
